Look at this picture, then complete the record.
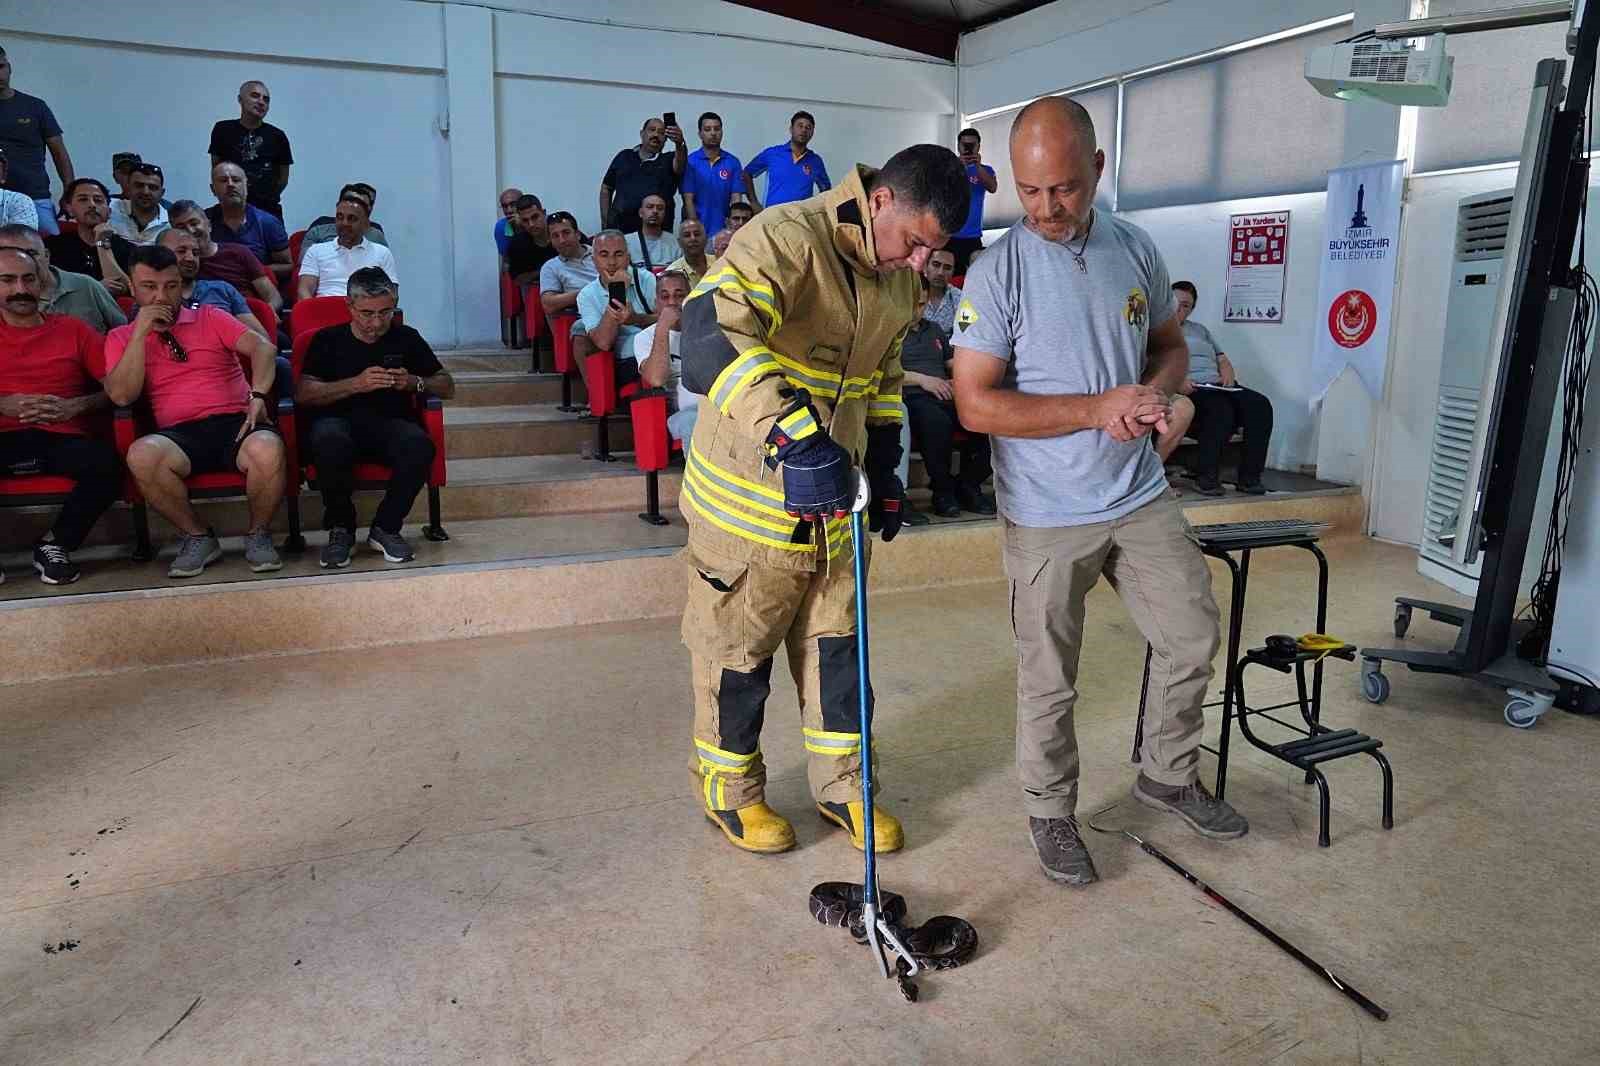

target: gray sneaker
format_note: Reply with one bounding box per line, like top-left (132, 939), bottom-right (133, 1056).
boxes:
top-left (244, 529), bottom-right (283, 573)
top-left (367, 525), bottom-right (414, 563)
top-left (320, 527), bottom-right (355, 569)
top-left (1132, 774), bottom-right (1249, 840)
top-left (1028, 816), bottom-right (1099, 886)
top-left (168, 530), bottom-right (223, 578)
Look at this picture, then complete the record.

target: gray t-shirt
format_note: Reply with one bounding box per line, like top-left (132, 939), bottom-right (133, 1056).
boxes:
top-left (538, 250), bottom-right (599, 296)
top-left (626, 230), bottom-right (681, 270)
top-left (954, 214), bottom-right (1175, 527)
top-left (1182, 319), bottom-right (1222, 384)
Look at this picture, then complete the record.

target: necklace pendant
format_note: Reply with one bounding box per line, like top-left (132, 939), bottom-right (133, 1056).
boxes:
top-left (1073, 253), bottom-right (1087, 273)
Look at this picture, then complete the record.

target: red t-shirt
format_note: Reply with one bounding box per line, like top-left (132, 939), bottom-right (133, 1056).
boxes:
top-left (106, 305), bottom-right (250, 428)
top-left (196, 243), bottom-right (269, 297)
top-left (0, 314), bottom-right (107, 437)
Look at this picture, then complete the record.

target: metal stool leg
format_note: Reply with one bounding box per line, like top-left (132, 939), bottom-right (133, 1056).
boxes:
top-left (1372, 750), bottom-right (1395, 830)
top-left (1310, 768), bottom-right (1331, 848)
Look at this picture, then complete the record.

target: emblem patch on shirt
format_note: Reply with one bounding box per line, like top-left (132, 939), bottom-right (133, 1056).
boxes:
top-left (955, 299), bottom-right (979, 332)
top-left (1124, 288), bottom-right (1147, 329)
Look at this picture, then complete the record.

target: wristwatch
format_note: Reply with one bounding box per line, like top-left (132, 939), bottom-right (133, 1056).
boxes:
top-left (249, 390), bottom-right (270, 404)
top-left (415, 376), bottom-right (425, 394)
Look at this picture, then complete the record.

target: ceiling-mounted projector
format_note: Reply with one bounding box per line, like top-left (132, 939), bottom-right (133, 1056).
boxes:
top-left (1305, 32), bottom-right (1454, 105)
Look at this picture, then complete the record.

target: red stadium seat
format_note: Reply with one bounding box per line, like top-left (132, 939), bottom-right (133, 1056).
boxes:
top-left (290, 326), bottom-right (449, 541)
top-left (244, 296), bottom-right (279, 343)
top-left (114, 353), bottom-right (302, 561)
top-left (548, 310), bottom-right (583, 412)
top-left (583, 348), bottom-right (622, 462)
top-left (290, 295), bottom-right (350, 339)
top-left (280, 229), bottom-right (307, 306)
top-left (0, 412), bottom-right (141, 558)
top-left (116, 295), bottom-right (135, 317)
top-left (622, 381), bottom-right (678, 525)
top-left (288, 229), bottom-right (306, 270)
top-left (949, 274), bottom-right (965, 289)
top-left (500, 271), bottom-right (525, 350)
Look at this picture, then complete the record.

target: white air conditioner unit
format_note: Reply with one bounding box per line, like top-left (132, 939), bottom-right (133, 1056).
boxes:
top-left (1418, 189), bottom-right (1561, 596)
top-left (1306, 33), bottom-right (1454, 106)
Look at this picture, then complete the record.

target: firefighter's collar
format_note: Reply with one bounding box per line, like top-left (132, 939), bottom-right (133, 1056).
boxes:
top-left (827, 165), bottom-right (881, 274)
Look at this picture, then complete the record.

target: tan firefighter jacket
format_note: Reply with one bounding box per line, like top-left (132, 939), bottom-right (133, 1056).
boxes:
top-left (678, 165), bottom-right (916, 571)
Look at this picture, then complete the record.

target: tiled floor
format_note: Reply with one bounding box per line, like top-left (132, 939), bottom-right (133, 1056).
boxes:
top-left (2, 536), bottom-right (1596, 1064)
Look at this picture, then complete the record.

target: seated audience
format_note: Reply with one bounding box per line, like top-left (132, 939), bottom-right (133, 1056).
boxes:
top-left (206, 162), bottom-right (292, 283)
top-left (0, 247), bottom-right (118, 586)
top-left (631, 269), bottom-right (699, 442)
top-left (902, 277), bottom-right (992, 517)
top-left (709, 229), bottom-right (732, 258)
top-left (167, 200), bottom-right (281, 313)
top-left (665, 219), bottom-right (708, 288)
top-left (304, 183), bottom-right (387, 247)
top-left (727, 201), bottom-right (754, 233)
top-left (578, 230), bottom-right (656, 391)
top-left (44, 179), bottom-right (133, 296)
top-left (0, 224), bottom-right (125, 333)
top-left (108, 162), bottom-right (170, 244)
top-left (538, 211), bottom-right (598, 357)
top-left (297, 194), bottom-right (398, 300)
top-left (625, 194), bottom-right (681, 270)
top-left (297, 267), bottom-right (453, 568)
top-left (921, 248), bottom-right (961, 332)
top-left (494, 187), bottom-right (522, 257)
top-left (600, 117), bottom-right (685, 234)
top-left (505, 194), bottom-right (555, 290)
top-left (1172, 280), bottom-right (1273, 496)
top-left (103, 245), bottom-right (286, 579)
top-left (0, 149), bottom-right (40, 228)
top-left (156, 229), bottom-right (269, 340)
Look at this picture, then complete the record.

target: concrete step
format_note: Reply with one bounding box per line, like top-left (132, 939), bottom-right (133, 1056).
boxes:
top-left (440, 350), bottom-right (548, 374)
top-left (444, 404), bottom-right (632, 459)
top-left (450, 371), bottom-right (587, 408)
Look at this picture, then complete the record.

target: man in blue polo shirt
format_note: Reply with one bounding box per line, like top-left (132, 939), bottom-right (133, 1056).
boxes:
top-left (204, 162), bottom-right (291, 286)
top-left (681, 112), bottom-right (744, 237)
top-left (743, 111), bottom-right (831, 209)
top-left (948, 127), bottom-right (997, 275)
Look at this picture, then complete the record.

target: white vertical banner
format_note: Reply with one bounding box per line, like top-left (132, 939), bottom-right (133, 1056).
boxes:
top-left (1310, 159), bottom-right (1405, 406)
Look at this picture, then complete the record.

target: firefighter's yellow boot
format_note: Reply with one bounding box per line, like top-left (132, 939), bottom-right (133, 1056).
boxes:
top-left (817, 801), bottom-right (903, 853)
top-left (704, 802), bottom-right (796, 854)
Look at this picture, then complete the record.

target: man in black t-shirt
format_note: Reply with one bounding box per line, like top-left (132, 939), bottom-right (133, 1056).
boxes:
top-left (44, 179), bottom-right (134, 294)
top-left (208, 81), bottom-right (294, 220)
top-left (296, 267), bottom-right (454, 568)
top-left (505, 194), bottom-right (556, 288)
top-left (599, 116), bottom-right (685, 235)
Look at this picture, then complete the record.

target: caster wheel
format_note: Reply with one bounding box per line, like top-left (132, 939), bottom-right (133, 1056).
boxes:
top-left (1362, 668), bottom-right (1391, 705)
top-left (1393, 604), bottom-right (1412, 639)
top-left (1504, 696), bottom-right (1539, 729)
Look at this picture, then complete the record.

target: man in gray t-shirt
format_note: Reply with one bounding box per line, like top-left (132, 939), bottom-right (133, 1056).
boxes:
top-left (951, 97), bottom-right (1245, 887)
top-left (1172, 279), bottom-right (1275, 495)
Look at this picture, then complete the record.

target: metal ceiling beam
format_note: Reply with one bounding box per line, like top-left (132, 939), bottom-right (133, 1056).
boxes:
top-left (724, 1), bottom-right (962, 61)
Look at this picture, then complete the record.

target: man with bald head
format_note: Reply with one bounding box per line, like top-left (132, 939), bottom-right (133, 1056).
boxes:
top-left (209, 80), bottom-right (294, 219)
top-left (952, 97), bottom-right (1243, 886)
top-left (206, 162), bottom-right (292, 284)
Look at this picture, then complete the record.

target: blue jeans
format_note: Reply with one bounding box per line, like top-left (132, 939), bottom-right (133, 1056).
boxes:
top-left (34, 199), bottom-right (60, 236)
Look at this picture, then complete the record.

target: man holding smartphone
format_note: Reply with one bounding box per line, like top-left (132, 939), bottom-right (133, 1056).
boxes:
top-left (599, 116), bottom-right (685, 236)
top-left (577, 230), bottom-right (656, 390)
top-left (948, 127), bottom-right (997, 275)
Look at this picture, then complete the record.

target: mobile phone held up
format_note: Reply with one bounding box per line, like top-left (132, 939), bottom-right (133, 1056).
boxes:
top-left (664, 111), bottom-right (676, 129)
top-left (609, 280), bottom-right (628, 307)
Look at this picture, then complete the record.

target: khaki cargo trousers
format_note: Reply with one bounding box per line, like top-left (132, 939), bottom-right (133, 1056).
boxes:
top-left (681, 535), bottom-right (871, 811)
top-left (1002, 491), bottom-right (1220, 820)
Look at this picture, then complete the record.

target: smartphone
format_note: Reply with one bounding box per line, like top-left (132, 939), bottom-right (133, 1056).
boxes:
top-left (608, 281), bottom-right (628, 306)
top-left (663, 111), bottom-right (677, 129)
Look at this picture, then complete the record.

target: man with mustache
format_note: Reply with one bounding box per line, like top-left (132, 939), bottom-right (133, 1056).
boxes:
top-left (951, 97), bottom-right (1242, 888)
top-left (0, 224), bottom-right (124, 334)
top-left (0, 247), bottom-right (119, 586)
top-left (107, 162), bottom-right (170, 245)
top-left (44, 179), bottom-right (133, 296)
top-left (166, 200), bottom-right (282, 314)
top-left (600, 116), bottom-right (686, 235)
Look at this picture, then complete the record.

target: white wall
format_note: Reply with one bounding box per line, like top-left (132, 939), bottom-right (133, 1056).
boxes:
top-left (0, 0), bottom-right (958, 347)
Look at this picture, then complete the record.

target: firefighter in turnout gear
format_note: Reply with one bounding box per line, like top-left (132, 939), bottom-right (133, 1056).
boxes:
top-left (678, 145), bottom-right (973, 854)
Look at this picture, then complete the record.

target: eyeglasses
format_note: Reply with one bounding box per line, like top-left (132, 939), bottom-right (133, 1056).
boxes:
top-left (352, 307), bottom-right (396, 322)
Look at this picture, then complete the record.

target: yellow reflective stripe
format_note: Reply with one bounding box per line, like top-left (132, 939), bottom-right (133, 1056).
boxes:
top-left (777, 408), bottom-right (819, 440)
top-left (867, 405), bottom-right (903, 421)
top-left (695, 266), bottom-right (784, 333)
top-left (803, 727), bottom-right (862, 755)
top-left (689, 444), bottom-right (785, 504)
top-left (709, 347), bottom-right (782, 415)
top-left (686, 447), bottom-right (788, 516)
top-left (771, 352), bottom-right (842, 395)
top-left (685, 469), bottom-right (800, 535)
top-left (695, 739), bottom-right (757, 770)
top-left (682, 479), bottom-right (813, 552)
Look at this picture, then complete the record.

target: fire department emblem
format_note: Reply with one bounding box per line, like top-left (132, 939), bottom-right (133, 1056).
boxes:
top-left (1328, 289), bottom-right (1377, 348)
top-left (1124, 288), bottom-right (1147, 329)
top-left (718, 168), bottom-right (731, 179)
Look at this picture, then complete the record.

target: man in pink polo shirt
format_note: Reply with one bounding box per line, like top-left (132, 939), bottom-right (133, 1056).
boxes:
top-left (103, 244), bottom-right (286, 578)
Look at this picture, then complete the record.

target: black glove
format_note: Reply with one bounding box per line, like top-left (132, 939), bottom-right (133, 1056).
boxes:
top-left (765, 393), bottom-right (853, 520)
top-left (864, 424), bottom-right (906, 542)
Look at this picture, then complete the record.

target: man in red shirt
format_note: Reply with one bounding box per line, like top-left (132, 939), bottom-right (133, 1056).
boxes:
top-left (103, 244), bottom-right (286, 579)
top-left (0, 247), bottom-right (119, 585)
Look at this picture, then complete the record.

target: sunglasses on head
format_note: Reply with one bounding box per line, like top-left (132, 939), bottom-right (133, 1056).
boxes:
top-left (132, 163), bottom-right (164, 178)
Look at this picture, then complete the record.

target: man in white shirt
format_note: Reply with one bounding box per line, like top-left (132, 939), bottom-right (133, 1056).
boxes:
top-left (108, 162), bottom-right (170, 244)
top-left (297, 194), bottom-right (398, 299)
top-left (630, 269), bottom-right (698, 440)
top-left (625, 194), bottom-right (681, 271)
top-left (0, 149), bottom-right (40, 228)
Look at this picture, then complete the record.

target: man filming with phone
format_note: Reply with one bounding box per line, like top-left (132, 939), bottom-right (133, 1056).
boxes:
top-left (600, 115), bottom-right (685, 235)
top-left (948, 127), bottom-right (997, 275)
top-left (577, 230), bottom-right (657, 392)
